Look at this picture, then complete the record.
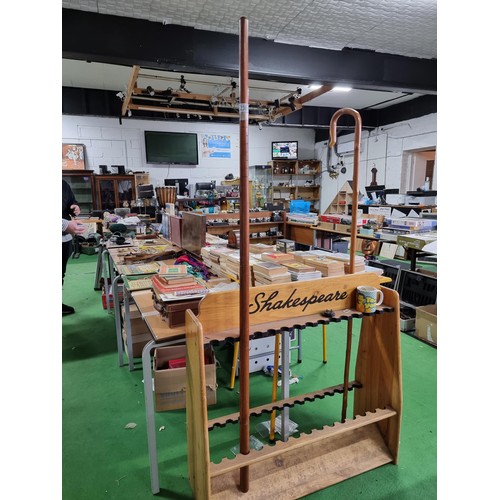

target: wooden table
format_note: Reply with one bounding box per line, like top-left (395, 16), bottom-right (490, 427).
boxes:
top-left (99, 238), bottom-right (182, 369)
top-left (396, 232), bottom-right (437, 271)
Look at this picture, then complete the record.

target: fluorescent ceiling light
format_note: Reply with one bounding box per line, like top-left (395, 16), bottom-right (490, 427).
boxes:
top-left (309, 84), bottom-right (322, 90)
top-left (332, 85), bottom-right (352, 92)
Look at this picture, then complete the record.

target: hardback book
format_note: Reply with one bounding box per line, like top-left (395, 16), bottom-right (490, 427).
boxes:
top-left (157, 264), bottom-right (189, 276)
top-left (160, 276), bottom-right (196, 285)
top-left (122, 275), bottom-right (154, 290)
top-left (116, 262), bottom-right (160, 275)
top-left (152, 275), bottom-right (208, 297)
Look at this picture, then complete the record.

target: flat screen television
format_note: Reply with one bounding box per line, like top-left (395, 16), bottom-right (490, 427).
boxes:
top-left (271, 141), bottom-right (298, 160)
top-left (145, 131), bottom-right (198, 165)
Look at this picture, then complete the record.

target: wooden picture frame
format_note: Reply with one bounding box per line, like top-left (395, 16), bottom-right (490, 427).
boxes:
top-left (62, 143), bottom-right (86, 170)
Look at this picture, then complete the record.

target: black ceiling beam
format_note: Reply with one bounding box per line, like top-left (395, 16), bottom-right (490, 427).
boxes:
top-left (62, 9), bottom-right (436, 95)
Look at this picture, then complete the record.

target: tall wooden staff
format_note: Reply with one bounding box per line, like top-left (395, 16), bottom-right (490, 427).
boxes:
top-left (238, 16), bottom-right (251, 493)
top-left (329, 108), bottom-right (362, 422)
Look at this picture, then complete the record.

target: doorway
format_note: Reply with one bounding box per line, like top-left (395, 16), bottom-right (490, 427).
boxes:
top-left (401, 149), bottom-right (436, 192)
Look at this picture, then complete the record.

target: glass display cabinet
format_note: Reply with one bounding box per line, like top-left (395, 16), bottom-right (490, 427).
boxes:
top-left (95, 175), bottom-right (136, 210)
top-left (62, 170), bottom-right (96, 214)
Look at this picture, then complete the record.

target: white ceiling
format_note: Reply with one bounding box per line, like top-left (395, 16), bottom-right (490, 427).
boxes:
top-left (62, 0), bottom-right (436, 110)
top-left (62, 59), bottom-right (423, 111)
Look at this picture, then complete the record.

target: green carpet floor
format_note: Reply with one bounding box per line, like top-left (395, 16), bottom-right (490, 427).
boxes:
top-left (62, 254), bottom-right (437, 499)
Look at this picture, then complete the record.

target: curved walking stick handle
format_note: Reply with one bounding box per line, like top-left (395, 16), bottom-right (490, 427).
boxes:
top-left (329, 108), bottom-right (362, 274)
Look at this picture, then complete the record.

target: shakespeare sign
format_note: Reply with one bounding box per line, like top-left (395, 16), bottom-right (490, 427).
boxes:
top-left (195, 273), bottom-right (382, 332)
top-left (250, 288), bottom-right (348, 315)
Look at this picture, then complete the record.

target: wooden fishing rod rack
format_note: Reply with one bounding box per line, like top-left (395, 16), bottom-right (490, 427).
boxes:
top-left (184, 273), bottom-right (402, 499)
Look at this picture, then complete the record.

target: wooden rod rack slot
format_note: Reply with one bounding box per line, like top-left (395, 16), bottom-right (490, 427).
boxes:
top-left (208, 380), bottom-right (362, 430)
top-left (210, 406), bottom-right (396, 477)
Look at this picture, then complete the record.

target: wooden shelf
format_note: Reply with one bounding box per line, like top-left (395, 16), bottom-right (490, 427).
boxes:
top-left (204, 210), bottom-right (286, 244)
top-left (326, 181), bottom-right (358, 215)
top-left (252, 160), bottom-right (322, 211)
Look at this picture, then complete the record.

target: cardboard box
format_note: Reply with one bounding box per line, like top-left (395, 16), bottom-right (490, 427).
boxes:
top-left (316, 222), bottom-right (335, 231)
top-left (154, 345), bottom-right (217, 411)
top-left (319, 214), bottom-right (343, 224)
top-left (101, 290), bottom-right (123, 309)
top-left (416, 304), bottom-right (437, 345)
top-left (122, 330), bottom-right (153, 358)
top-left (334, 223), bottom-right (352, 233)
top-left (121, 304), bottom-right (150, 335)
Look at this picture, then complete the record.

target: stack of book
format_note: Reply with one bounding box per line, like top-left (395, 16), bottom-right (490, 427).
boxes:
top-left (283, 262), bottom-right (322, 281)
top-left (303, 257), bottom-right (345, 277)
top-left (249, 243), bottom-right (274, 254)
top-left (291, 251), bottom-right (318, 263)
top-left (324, 253), bottom-right (366, 274)
top-left (219, 250), bottom-right (241, 280)
top-left (150, 274), bottom-right (207, 327)
top-left (344, 260), bottom-right (366, 274)
top-left (252, 261), bottom-right (292, 286)
top-left (158, 264), bottom-right (189, 278)
top-left (261, 251), bottom-right (296, 265)
top-left (200, 246), bottom-right (212, 268)
top-left (151, 273), bottom-right (209, 301)
top-left (206, 245), bottom-right (234, 274)
top-left (225, 252), bottom-right (242, 281)
top-left (205, 233), bottom-right (230, 246)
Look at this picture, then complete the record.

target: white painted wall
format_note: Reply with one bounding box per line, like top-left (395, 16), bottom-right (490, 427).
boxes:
top-left (63, 112), bottom-right (437, 211)
top-left (62, 115), bottom-right (316, 189)
top-left (316, 113), bottom-right (437, 212)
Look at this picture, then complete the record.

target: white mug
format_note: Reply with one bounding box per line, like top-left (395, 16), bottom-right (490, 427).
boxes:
top-left (356, 285), bottom-right (384, 313)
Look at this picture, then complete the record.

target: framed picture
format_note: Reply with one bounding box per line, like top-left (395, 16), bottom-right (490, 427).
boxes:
top-left (62, 143), bottom-right (86, 170)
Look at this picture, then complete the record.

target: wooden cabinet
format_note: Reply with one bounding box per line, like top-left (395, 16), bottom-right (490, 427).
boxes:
top-left (134, 172), bottom-right (151, 198)
top-left (95, 174), bottom-right (137, 210)
top-left (177, 180), bottom-right (253, 213)
top-left (63, 170), bottom-right (96, 214)
top-left (205, 210), bottom-right (286, 245)
top-left (256, 160), bottom-right (321, 212)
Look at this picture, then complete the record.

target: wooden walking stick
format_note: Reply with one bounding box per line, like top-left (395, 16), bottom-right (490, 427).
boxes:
top-left (329, 108), bottom-right (362, 423)
top-left (238, 16), bottom-right (251, 493)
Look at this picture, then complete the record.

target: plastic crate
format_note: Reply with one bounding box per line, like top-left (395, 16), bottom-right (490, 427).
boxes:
top-left (397, 270), bottom-right (437, 307)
